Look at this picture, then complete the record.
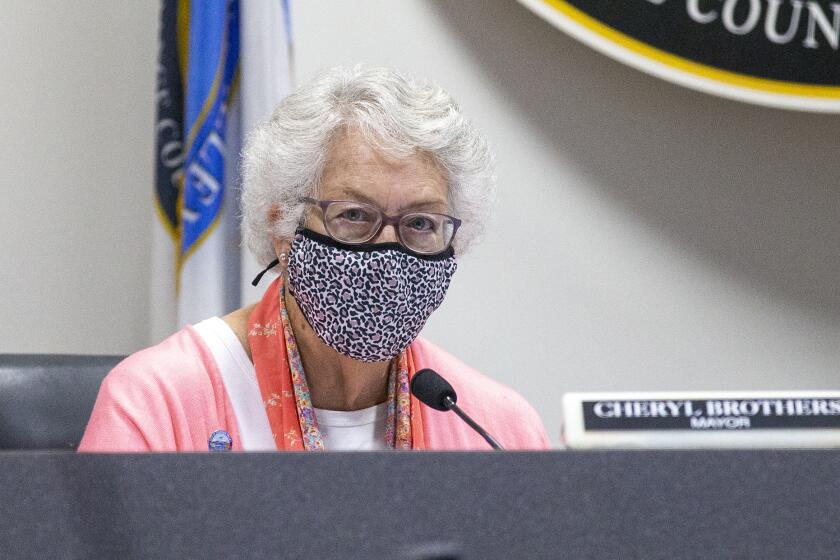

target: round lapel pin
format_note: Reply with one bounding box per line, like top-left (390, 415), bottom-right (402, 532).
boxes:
top-left (208, 429), bottom-right (233, 451)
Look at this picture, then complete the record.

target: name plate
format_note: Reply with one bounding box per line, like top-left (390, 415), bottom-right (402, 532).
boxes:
top-left (562, 391), bottom-right (840, 449)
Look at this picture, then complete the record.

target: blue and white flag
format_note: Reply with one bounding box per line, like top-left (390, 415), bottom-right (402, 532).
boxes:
top-left (177, 0), bottom-right (241, 327)
top-left (151, 0), bottom-right (187, 341)
top-left (239, 0), bottom-right (293, 305)
top-left (152, 0), bottom-right (292, 341)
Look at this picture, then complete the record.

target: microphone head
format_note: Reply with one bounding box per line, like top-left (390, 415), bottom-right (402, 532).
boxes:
top-left (410, 369), bottom-right (457, 411)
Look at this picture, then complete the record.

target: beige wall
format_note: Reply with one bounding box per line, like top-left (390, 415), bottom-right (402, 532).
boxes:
top-left (2, 1), bottom-right (838, 445)
top-left (0, 2), bottom-right (157, 356)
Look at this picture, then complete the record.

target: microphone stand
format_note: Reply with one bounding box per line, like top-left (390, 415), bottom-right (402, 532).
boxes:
top-left (443, 396), bottom-right (504, 450)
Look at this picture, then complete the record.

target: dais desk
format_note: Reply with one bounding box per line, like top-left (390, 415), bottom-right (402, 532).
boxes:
top-left (0, 450), bottom-right (837, 559)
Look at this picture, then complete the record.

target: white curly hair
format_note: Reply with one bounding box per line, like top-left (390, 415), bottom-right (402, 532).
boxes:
top-left (240, 64), bottom-right (496, 266)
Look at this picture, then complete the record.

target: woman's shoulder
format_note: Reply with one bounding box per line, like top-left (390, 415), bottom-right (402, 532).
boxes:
top-left (78, 326), bottom-right (231, 452)
top-left (106, 326), bottom-right (218, 392)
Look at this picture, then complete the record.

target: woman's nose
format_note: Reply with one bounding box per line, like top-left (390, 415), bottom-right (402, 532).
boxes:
top-left (372, 223), bottom-right (399, 244)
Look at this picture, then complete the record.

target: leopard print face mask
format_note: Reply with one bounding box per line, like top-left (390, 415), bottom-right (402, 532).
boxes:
top-left (286, 229), bottom-right (458, 363)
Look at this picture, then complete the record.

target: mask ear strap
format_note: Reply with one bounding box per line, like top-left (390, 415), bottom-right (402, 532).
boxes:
top-left (251, 258), bottom-right (280, 287)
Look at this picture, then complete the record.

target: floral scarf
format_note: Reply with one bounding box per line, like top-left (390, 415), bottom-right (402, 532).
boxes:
top-left (247, 277), bottom-right (425, 450)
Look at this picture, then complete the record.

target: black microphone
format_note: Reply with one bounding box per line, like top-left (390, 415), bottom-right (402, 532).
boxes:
top-left (410, 369), bottom-right (504, 450)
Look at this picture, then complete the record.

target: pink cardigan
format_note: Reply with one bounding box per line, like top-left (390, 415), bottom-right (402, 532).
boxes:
top-left (78, 326), bottom-right (549, 452)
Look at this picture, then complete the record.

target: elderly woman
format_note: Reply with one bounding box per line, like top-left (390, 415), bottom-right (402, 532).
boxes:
top-left (80, 66), bottom-right (548, 452)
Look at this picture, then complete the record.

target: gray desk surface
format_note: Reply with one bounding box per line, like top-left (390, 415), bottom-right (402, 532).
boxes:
top-left (0, 450), bottom-right (837, 559)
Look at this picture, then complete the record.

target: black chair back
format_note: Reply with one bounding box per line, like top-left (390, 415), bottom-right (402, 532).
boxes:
top-left (0, 354), bottom-right (123, 450)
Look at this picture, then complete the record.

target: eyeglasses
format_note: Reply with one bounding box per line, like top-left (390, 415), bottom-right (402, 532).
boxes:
top-left (302, 197), bottom-right (462, 255)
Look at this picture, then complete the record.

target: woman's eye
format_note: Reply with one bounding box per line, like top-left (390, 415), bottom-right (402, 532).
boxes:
top-left (341, 208), bottom-right (368, 221)
top-left (407, 217), bottom-right (434, 231)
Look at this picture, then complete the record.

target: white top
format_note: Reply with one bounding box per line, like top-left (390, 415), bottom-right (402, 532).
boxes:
top-left (312, 402), bottom-right (388, 451)
top-left (193, 317), bottom-right (388, 451)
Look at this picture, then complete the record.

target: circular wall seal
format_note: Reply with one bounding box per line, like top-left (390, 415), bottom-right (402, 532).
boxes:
top-left (519, 0), bottom-right (840, 112)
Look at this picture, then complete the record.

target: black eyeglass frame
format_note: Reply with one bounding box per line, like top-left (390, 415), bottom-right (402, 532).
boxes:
top-left (302, 197), bottom-right (462, 255)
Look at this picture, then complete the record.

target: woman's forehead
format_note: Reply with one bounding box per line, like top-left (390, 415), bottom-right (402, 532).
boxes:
top-left (319, 129), bottom-right (449, 210)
